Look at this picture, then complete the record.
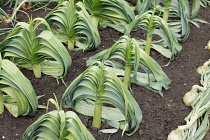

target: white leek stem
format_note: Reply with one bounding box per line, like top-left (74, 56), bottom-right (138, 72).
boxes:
top-left (32, 64), bottom-right (42, 78)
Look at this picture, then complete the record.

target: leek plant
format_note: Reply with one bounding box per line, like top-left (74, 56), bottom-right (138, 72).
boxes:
top-left (0, 56), bottom-right (38, 117)
top-left (0, 17), bottom-right (71, 81)
top-left (23, 97), bottom-right (95, 140)
top-left (87, 36), bottom-right (171, 96)
top-left (168, 62), bottom-right (210, 140)
top-left (125, 10), bottom-right (182, 60)
top-left (136, 0), bottom-right (206, 42)
top-left (201, 0), bottom-right (210, 7)
top-left (77, 0), bottom-right (135, 33)
top-left (45, 0), bottom-right (100, 50)
top-left (62, 61), bottom-right (142, 135)
top-left (172, 0), bottom-right (206, 41)
top-left (137, 0), bottom-right (171, 22)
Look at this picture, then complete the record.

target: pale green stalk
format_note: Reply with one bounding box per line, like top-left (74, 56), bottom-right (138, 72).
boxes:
top-left (0, 92), bottom-right (3, 114)
top-left (92, 65), bottom-right (105, 128)
top-left (32, 64), bottom-right (41, 78)
top-left (68, 37), bottom-right (75, 50)
top-left (91, 16), bottom-right (99, 27)
top-left (163, 0), bottom-right (172, 22)
top-left (145, 31), bottom-right (153, 54)
top-left (145, 3), bottom-right (156, 55)
top-left (163, 8), bottom-right (169, 22)
top-left (92, 100), bottom-right (103, 128)
top-left (123, 40), bottom-right (132, 88)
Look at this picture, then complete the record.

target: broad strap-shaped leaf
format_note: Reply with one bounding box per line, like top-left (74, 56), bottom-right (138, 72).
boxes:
top-left (46, 0), bottom-right (78, 41)
top-left (80, 0), bottom-right (135, 33)
top-left (76, 1), bottom-right (101, 50)
top-left (45, 0), bottom-right (101, 50)
top-left (100, 0), bottom-right (135, 23)
top-left (1, 18), bottom-right (71, 80)
top-left (191, 0), bottom-right (201, 18)
top-left (0, 58), bottom-right (38, 117)
top-left (37, 30), bottom-right (72, 79)
top-left (167, 0), bottom-right (205, 41)
top-left (201, 0), bottom-right (210, 7)
top-left (134, 38), bottom-right (172, 58)
top-left (0, 28), bottom-right (22, 51)
top-left (86, 36), bottom-right (171, 95)
top-left (135, 0), bottom-right (205, 42)
top-left (153, 16), bottom-right (182, 57)
top-left (125, 12), bottom-right (182, 60)
top-left (169, 0), bottom-right (191, 42)
top-left (23, 110), bottom-right (95, 140)
top-left (136, 0), bottom-right (155, 15)
top-left (62, 62), bottom-right (142, 135)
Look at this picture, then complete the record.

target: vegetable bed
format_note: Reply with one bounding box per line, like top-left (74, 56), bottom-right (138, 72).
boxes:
top-left (0, 0), bottom-right (210, 139)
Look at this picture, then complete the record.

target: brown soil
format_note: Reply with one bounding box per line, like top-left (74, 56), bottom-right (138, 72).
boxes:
top-left (0, 2), bottom-right (210, 140)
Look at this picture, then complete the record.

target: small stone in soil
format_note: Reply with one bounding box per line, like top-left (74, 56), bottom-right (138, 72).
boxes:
top-left (138, 130), bottom-right (144, 135)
